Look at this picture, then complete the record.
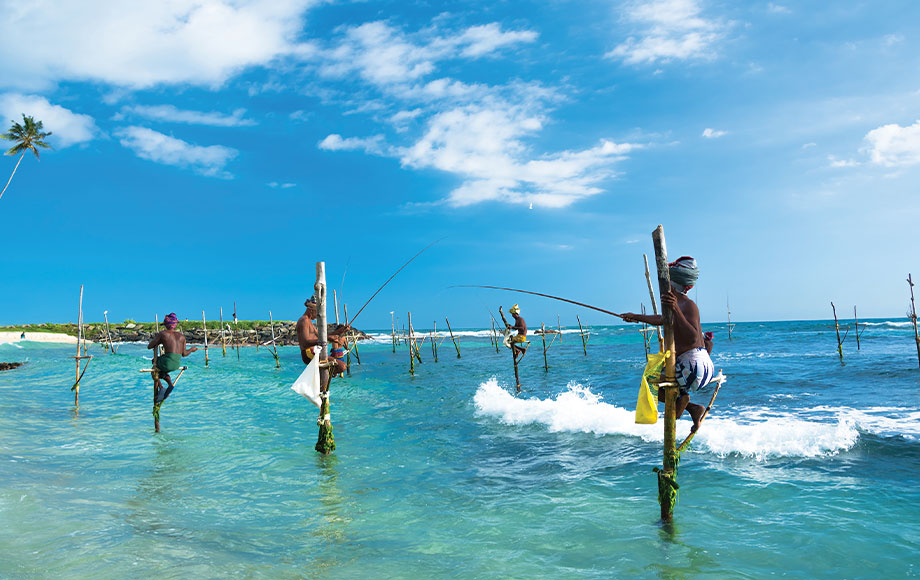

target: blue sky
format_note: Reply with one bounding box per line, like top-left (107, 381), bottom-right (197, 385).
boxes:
top-left (1, 0), bottom-right (919, 329)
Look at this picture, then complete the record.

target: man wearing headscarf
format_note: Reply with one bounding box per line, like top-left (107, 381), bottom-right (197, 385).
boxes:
top-left (296, 297), bottom-right (351, 375)
top-left (622, 256), bottom-right (714, 432)
top-left (147, 312), bottom-right (198, 404)
top-left (499, 304), bottom-right (528, 359)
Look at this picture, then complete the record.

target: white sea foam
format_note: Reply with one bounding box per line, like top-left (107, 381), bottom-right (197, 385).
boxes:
top-left (861, 321), bottom-right (914, 328)
top-left (473, 379), bottom-right (874, 460)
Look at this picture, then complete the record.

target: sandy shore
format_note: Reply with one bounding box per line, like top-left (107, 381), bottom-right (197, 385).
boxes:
top-left (0, 332), bottom-right (81, 345)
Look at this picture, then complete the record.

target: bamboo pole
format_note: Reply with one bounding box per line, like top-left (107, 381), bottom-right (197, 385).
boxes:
top-left (445, 317), bottom-right (461, 358)
top-left (431, 321), bottom-right (439, 362)
top-left (344, 303), bottom-right (360, 365)
top-left (104, 310), bottom-right (116, 354)
top-left (727, 296), bottom-right (734, 341)
top-left (492, 319), bottom-right (500, 353)
top-left (541, 323), bottom-right (549, 371)
top-left (853, 306), bottom-right (861, 350)
top-left (333, 289), bottom-right (340, 324)
top-left (219, 307), bottom-right (227, 356)
top-left (652, 226), bottom-right (679, 522)
top-left (831, 301), bottom-right (844, 360)
top-left (644, 253), bottom-right (664, 351)
top-left (557, 315), bottom-right (563, 343)
top-left (408, 311), bottom-right (416, 375)
top-left (641, 303), bottom-right (651, 359)
top-left (269, 310), bottom-right (280, 368)
top-left (577, 314), bottom-right (588, 356)
top-left (909, 274), bottom-right (920, 369)
top-left (74, 285), bottom-right (84, 406)
top-left (391, 312), bottom-right (397, 353)
top-left (202, 310), bottom-right (210, 367)
top-left (233, 302), bottom-right (240, 360)
top-left (315, 262), bottom-right (335, 454)
top-left (343, 303), bottom-right (352, 376)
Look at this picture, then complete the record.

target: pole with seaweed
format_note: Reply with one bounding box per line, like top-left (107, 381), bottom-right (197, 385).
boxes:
top-left (577, 314), bottom-right (588, 356)
top-left (219, 307), bottom-right (227, 357)
top-left (269, 310), bottom-right (280, 368)
top-left (315, 262), bottom-right (335, 454)
top-left (651, 225), bottom-right (679, 522)
top-left (909, 274), bottom-right (920, 369)
top-left (831, 301), bottom-right (844, 361)
top-left (202, 310), bottom-right (210, 367)
top-left (445, 317), bottom-right (461, 358)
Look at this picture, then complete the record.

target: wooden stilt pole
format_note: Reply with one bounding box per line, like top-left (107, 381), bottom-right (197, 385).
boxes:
top-left (652, 226), bottom-right (679, 522)
top-left (541, 323), bottom-right (549, 372)
top-left (391, 312), bottom-right (397, 353)
top-left (333, 289), bottom-right (340, 324)
top-left (853, 306), bottom-right (861, 350)
top-left (408, 311), bottom-right (416, 375)
top-left (831, 301), bottom-right (844, 361)
top-left (641, 303), bottom-right (651, 360)
top-left (233, 302), bottom-right (240, 361)
top-left (445, 317), bottom-right (461, 358)
top-left (909, 274), bottom-right (920, 369)
top-left (511, 339), bottom-right (521, 391)
top-left (727, 296), bottom-right (734, 341)
top-left (74, 285), bottom-right (84, 406)
top-left (344, 303), bottom-right (360, 365)
top-left (644, 253), bottom-right (664, 351)
top-left (315, 262), bottom-right (335, 454)
top-left (492, 319), bottom-right (500, 353)
top-left (269, 310), bottom-right (280, 368)
top-left (577, 314), bottom-right (588, 356)
top-left (219, 307), bottom-right (227, 357)
top-left (557, 315), bottom-right (563, 343)
top-left (202, 310), bottom-right (210, 367)
top-left (432, 321), bottom-right (439, 362)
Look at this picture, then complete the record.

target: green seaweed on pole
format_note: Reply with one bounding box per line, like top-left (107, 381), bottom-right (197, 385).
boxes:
top-left (314, 262), bottom-right (335, 455)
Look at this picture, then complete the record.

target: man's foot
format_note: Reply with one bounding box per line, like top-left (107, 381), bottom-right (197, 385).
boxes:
top-left (155, 386), bottom-right (167, 404)
top-left (688, 404), bottom-right (705, 433)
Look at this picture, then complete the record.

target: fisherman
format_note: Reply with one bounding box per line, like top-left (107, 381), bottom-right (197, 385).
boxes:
top-left (500, 304), bottom-right (528, 360)
top-left (147, 313), bottom-right (198, 404)
top-left (296, 297), bottom-right (350, 376)
top-left (621, 256), bottom-right (714, 433)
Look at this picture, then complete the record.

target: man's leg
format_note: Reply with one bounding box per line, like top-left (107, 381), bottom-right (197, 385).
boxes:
top-left (676, 393), bottom-right (705, 432)
top-left (156, 372), bottom-right (175, 403)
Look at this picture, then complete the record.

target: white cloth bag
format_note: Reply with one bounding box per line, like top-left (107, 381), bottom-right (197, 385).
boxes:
top-left (291, 346), bottom-right (322, 408)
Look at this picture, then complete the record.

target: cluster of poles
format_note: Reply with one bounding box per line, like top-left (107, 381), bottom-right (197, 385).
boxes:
top-left (830, 273), bottom-right (920, 367)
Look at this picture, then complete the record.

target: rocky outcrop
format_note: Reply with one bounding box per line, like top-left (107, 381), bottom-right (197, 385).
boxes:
top-left (95, 322), bottom-right (368, 346)
top-left (0, 362), bottom-right (24, 371)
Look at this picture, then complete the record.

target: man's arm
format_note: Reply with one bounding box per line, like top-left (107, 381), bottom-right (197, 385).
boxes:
top-left (181, 336), bottom-right (198, 357)
top-left (147, 331), bottom-right (162, 350)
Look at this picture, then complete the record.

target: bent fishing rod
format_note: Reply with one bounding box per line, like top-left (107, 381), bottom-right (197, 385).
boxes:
top-left (345, 238), bottom-right (443, 327)
top-left (451, 285), bottom-right (624, 319)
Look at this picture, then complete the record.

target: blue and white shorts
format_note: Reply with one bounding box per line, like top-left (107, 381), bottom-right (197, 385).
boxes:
top-left (676, 347), bottom-right (714, 396)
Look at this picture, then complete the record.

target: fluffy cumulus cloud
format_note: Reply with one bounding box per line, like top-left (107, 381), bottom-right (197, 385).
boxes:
top-left (0, 0), bottom-right (317, 90)
top-left (318, 134), bottom-right (387, 155)
top-left (607, 0), bottom-right (726, 65)
top-left (0, 93), bottom-right (97, 147)
top-left (702, 127), bottom-right (726, 138)
top-left (118, 105), bottom-right (256, 127)
top-left (863, 120), bottom-right (920, 167)
top-left (115, 126), bottom-right (238, 178)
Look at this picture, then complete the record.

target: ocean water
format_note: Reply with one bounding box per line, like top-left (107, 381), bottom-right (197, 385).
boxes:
top-left (1, 320), bottom-right (919, 579)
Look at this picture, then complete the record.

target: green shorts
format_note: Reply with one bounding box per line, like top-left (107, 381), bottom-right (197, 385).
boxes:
top-left (156, 352), bottom-right (182, 373)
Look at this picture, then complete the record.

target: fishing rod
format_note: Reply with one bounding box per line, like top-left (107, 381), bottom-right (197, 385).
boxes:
top-left (346, 238), bottom-right (443, 327)
top-left (452, 285), bottom-right (624, 319)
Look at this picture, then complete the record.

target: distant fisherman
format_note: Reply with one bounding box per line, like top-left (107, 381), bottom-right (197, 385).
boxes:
top-left (622, 256), bottom-right (714, 433)
top-left (148, 313), bottom-right (198, 404)
top-left (296, 297), bottom-right (350, 376)
top-left (500, 304), bottom-right (528, 360)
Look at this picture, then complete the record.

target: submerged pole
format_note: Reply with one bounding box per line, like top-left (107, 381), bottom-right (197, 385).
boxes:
top-left (315, 262), bottom-right (335, 454)
top-left (408, 311), bottom-right (416, 374)
top-left (391, 312), bottom-right (397, 353)
top-left (103, 310), bottom-right (115, 353)
top-left (909, 274), bottom-right (920, 369)
top-left (233, 302), bottom-right (240, 360)
top-left (445, 317), bottom-right (461, 358)
top-left (853, 306), bottom-right (861, 350)
top-left (269, 310), bottom-right (280, 368)
top-left (653, 226), bottom-right (678, 522)
top-left (727, 296), bottom-right (734, 341)
top-left (74, 285), bottom-right (84, 406)
top-left (432, 321), bottom-right (439, 362)
top-left (541, 323), bottom-right (549, 372)
top-left (557, 315), bottom-right (563, 343)
top-left (577, 314), bottom-right (588, 356)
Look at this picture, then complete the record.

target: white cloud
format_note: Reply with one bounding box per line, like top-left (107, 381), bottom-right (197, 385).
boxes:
top-left (0, 93), bottom-right (97, 147)
top-left (318, 21), bottom-right (537, 89)
top-left (267, 182), bottom-right (296, 189)
top-left (863, 120), bottom-right (920, 167)
top-left (766, 3), bottom-right (791, 14)
top-left (120, 105), bottom-right (256, 127)
top-left (0, 0), bottom-right (318, 90)
top-left (319, 134), bottom-right (387, 155)
top-left (607, 0), bottom-right (726, 65)
top-left (115, 126), bottom-right (237, 178)
top-left (827, 155), bottom-right (858, 168)
top-left (702, 127), bottom-right (726, 138)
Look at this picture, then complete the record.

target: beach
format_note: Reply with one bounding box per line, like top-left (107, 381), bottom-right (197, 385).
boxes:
top-left (0, 331), bottom-right (80, 345)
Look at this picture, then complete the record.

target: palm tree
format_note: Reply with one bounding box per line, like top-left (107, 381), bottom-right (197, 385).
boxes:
top-left (1, 115), bottom-right (52, 202)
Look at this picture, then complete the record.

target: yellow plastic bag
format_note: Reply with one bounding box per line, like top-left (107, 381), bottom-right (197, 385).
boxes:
top-left (635, 350), bottom-right (669, 424)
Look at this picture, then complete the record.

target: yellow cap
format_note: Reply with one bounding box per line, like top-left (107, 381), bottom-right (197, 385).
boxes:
top-left (509, 304), bottom-right (520, 314)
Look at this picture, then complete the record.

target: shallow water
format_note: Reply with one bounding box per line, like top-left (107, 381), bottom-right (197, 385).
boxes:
top-left (1, 320), bottom-right (919, 578)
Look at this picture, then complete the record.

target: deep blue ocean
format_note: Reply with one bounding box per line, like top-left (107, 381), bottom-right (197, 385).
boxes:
top-left (1, 319), bottom-right (919, 579)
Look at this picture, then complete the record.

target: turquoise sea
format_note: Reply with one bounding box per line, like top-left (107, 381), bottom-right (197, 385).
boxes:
top-left (1, 320), bottom-right (919, 579)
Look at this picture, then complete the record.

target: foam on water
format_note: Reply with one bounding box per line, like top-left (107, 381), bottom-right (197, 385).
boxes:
top-left (473, 378), bottom-right (867, 459)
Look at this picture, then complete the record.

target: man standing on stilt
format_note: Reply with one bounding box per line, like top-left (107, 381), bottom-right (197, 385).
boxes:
top-left (621, 257), bottom-right (714, 432)
top-left (500, 304), bottom-right (529, 362)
